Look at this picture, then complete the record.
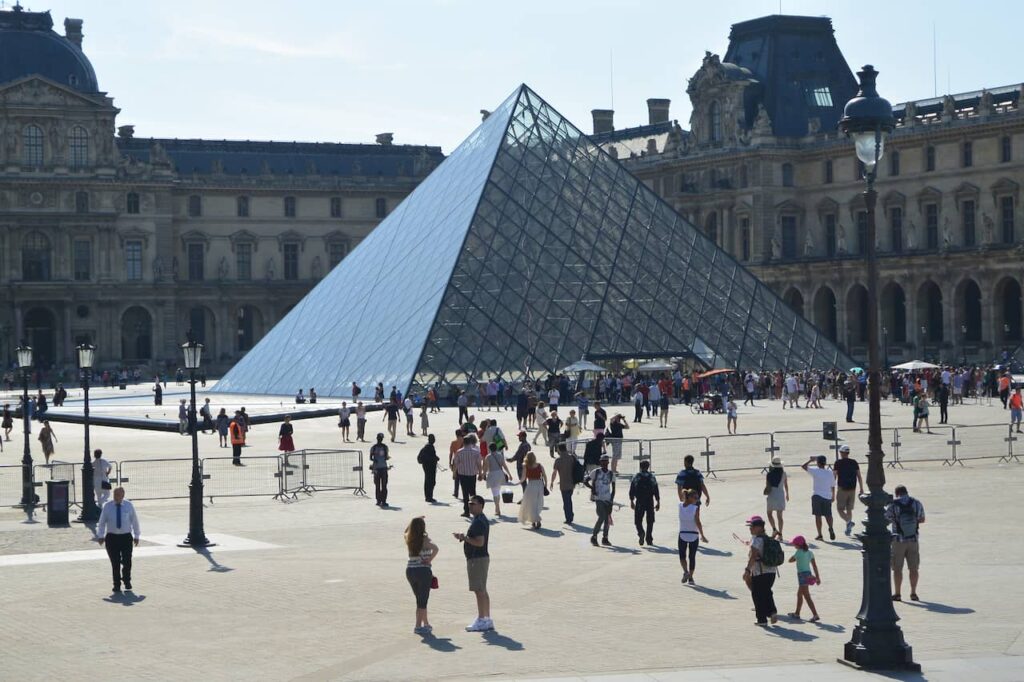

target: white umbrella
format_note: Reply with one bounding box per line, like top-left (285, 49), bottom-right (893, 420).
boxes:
top-left (560, 359), bottom-right (606, 373)
top-left (637, 360), bottom-right (676, 371)
top-left (891, 360), bottom-right (939, 370)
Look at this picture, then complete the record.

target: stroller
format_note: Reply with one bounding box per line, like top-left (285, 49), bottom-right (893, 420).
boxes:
top-left (691, 392), bottom-right (724, 414)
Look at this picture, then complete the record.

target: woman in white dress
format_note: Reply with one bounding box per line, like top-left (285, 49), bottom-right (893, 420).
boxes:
top-left (483, 443), bottom-right (512, 516)
top-left (517, 451), bottom-right (547, 529)
top-left (764, 456), bottom-right (789, 539)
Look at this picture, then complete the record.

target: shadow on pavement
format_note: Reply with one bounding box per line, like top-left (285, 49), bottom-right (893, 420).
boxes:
top-left (103, 591), bottom-right (146, 606)
top-left (530, 527), bottom-right (563, 538)
top-left (379, 506), bottom-right (403, 511)
top-left (687, 584), bottom-right (738, 600)
top-left (905, 600), bottom-right (974, 615)
top-left (764, 625), bottom-right (817, 641)
top-left (812, 621), bottom-right (846, 633)
top-left (643, 544), bottom-right (677, 554)
top-left (419, 634), bottom-right (461, 652)
top-left (482, 630), bottom-right (524, 650)
top-left (827, 541), bottom-right (861, 551)
top-left (193, 546), bottom-right (233, 573)
top-left (697, 546), bottom-right (733, 557)
top-left (601, 544), bottom-right (641, 555)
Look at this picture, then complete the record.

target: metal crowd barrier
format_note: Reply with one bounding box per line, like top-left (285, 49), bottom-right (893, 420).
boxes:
top-left (0, 464), bottom-right (30, 506)
top-left (34, 460), bottom-right (78, 506)
top-left (705, 432), bottom-right (774, 474)
top-left (891, 425), bottom-right (956, 465)
top-left (298, 449), bottom-right (366, 495)
top-left (116, 458), bottom-right (198, 501)
top-left (644, 436), bottom-right (709, 476)
top-left (203, 456), bottom-right (283, 500)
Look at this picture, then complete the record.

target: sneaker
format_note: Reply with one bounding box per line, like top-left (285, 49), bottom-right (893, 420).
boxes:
top-left (845, 521), bottom-right (854, 536)
top-left (601, 538), bottom-right (612, 546)
top-left (910, 593), bottom-right (920, 601)
top-left (638, 535), bottom-right (645, 545)
top-left (465, 618), bottom-right (485, 632)
top-left (687, 577), bottom-right (695, 585)
top-left (681, 571), bottom-right (690, 583)
top-left (590, 536), bottom-right (599, 547)
top-left (828, 527), bottom-right (836, 540)
top-left (124, 582), bottom-right (132, 590)
top-left (480, 618), bottom-right (494, 631)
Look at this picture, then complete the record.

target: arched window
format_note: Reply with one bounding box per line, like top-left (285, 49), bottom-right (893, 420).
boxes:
top-left (68, 126), bottom-right (88, 168)
top-left (126, 192), bottom-right (140, 215)
top-left (22, 232), bottom-right (52, 281)
top-left (709, 101), bottom-right (722, 143)
top-left (23, 125), bottom-right (43, 166)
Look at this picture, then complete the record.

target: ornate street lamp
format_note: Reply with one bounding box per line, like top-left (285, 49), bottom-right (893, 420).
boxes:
top-left (15, 344), bottom-right (35, 508)
top-left (960, 325), bottom-right (968, 367)
top-left (76, 343), bottom-right (100, 522)
top-left (920, 325), bottom-right (927, 360)
top-left (179, 334), bottom-right (213, 548)
top-left (839, 65), bottom-right (918, 671)
top-left (882, 327), bottom-right (889, 370)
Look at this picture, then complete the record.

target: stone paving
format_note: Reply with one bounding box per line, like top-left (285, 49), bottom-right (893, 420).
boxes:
top-left (0, 384), bottom-right (1021, 681)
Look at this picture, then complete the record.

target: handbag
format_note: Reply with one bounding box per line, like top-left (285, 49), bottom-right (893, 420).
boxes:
top-left (543, 486), bottom-right (550, 496)
top-left (430, 576), bottom-right (439, 589)
top-left (763, 485), bottom-right (770, 496)
top-left (101, 481), bottom-right (112, 490)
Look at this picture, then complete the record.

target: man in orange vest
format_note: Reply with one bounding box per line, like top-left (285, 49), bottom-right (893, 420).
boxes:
top-left (229, 411), bottom-right (245, 466)
top-left (998, 372), bottom-right (1012, 409)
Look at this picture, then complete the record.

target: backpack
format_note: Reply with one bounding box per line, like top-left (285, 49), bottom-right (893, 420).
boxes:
top-left (760, 535), bottom-right (785, 568)
top-left (571, 457), bottom-right (585, 485)
top-left (678, 468), bottom-right (702, 493)
top-left (632, 471), bottom-right (656, 498)
top-left (892, 498), bottom-right (919, 539)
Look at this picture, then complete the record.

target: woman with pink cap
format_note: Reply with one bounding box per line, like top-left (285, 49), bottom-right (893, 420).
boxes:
top-left (787, 535), bottom-right (821, 622)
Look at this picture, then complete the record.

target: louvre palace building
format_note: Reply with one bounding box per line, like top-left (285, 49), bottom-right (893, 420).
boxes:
top-left (0, 6), bottom-right (441, 372)
top-left (2, 7), bottom-right (1022, 374)
top-left (597, 15), bottom-right (1024, 367)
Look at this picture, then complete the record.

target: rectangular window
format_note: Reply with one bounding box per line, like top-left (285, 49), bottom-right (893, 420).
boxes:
top-left (188, 195), bottom-right (202, 217)
top-left (1001, 136), bottom-right (1013, 163)
top-left (283, 243), bottom-right (299, 280)
top-left (237, 196), bottom-right (249, 217)
top-left (963, 200), bottom-right (976, 247)
top-left (75, 191), bottom-right (89, 214)
top-left (823, 160), bottom-right (833, 184)
top-left (926, 204), bottom-right (939, 249)
top-left (890, 207), bottom-right (903, 252)
top-left (781, 216), bottom-right (797, 259)
top-left (962, 141), bottom-right (973, 168)
top-left (328, 241), bottom-right (349, 268)
top-left (375, 197), bottom-right (387, 219)
top-left (73, 240), bottom-right (91, 281)
top-left (330, 197), bottom-right (342, 218)
top-left (125, 241), bottom-right (142, 281)
top-left (889, 150), bottom-right (900, 177)
top-left (236, 243), bottom-right (252, 281)
top-left (825, 214), bottom-right (837, 257)
top-left (1001, 196), bottom-right (1015, 244)
top-left (187, 242), bottom-right (204, 281)
top-left (856, 211), bottom-right (868, 255)
top-left (284, 196), bottom-right (296, 218)
top-left (805, 86), bottom-right (833, 107)
top-left (740, 219), bottom-right (750, 261)
top-left (126, 192), bottom-right (140, 214)
top-left (781, 164), bottom-right (794, 188)
top-left (925, 146), bottom-right (936, 172)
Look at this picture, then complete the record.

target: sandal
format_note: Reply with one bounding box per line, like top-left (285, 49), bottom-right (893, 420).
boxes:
top-left (809, 616), bottom-right (820, 622)
top-left (787, 612), bottom-right (801, 620)
top-left (892, 594), bottom-right (902, 601)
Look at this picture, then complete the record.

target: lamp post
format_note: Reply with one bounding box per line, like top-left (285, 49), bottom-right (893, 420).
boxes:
top-left (16, 344), bottom-right (35, 508)
top-left (919, 325), bottom-right (927, 361)
top-left (179, 336), bottom-right (212, 547)
top-left (838, 65), bottom-right (918, 671)
top-left (76, 343), bottom-right (100, 522)
top-left (961, 325), bottom-right (968, 367)
top-left (882, 327), bottom-right (889, 370)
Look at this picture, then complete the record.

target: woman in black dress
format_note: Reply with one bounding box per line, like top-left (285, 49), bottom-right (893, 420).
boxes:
top-left (278, 415), bottom-right (296, 454)
top-left (2, 404), bottom-right (13, 441)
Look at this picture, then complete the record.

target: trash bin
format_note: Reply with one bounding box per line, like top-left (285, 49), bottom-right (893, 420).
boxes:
top-left (46, 479), bottom-right (70, 527)
top-left (119, 381), bottom-right (127, 390)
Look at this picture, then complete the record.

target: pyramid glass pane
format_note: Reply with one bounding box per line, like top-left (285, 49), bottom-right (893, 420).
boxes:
top-left (215, 85), bottom-right (852, 398)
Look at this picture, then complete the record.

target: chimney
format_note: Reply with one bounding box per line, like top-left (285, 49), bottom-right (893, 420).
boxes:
top-left (591, 109), bottom-right (614, 135)
top-left (64, 18), bottom-right (84, 48)
top-left (647, 98), bottom-right (670, 125)
top-left (375, 133), bottom-right (394, 146)
top-left (117, 125), bottom-right (135, 140)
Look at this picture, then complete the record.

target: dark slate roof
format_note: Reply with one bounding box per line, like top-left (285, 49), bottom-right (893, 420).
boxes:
top-left (893, 84), bottom-right (1022, 123)
top-left (724, 15), bottom-right (857, 137)
top-left (115, 137), bottom-right (445, 177)
top-left (0, 6), bottom-right (98, 93)
top-left (589, 120), bottom-right (675, 144)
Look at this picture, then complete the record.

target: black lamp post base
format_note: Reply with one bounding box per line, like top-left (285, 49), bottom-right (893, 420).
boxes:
top-left (178, 535), bottom-right (216, 548)
top-left (73, 508), bottom-right (101, 523)
top-left (840, 639), bottom-right (920, 672)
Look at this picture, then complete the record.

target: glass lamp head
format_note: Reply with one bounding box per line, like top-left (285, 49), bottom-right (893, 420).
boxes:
top-left (15, 344), bottom-right (33, 369)
top-left (77, 343), bottom-right (96, 370)
top-left (182, 340), bottom-right (203, 370)
top-left (839, 65), bottom-right (894, 168)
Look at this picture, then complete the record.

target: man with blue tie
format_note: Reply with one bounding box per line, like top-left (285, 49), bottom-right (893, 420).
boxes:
top-left (96, 487), bottom-right (141, 593)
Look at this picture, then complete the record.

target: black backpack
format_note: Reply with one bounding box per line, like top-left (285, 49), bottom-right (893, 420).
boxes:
top-left (571, 457), bottom-right (585, 485)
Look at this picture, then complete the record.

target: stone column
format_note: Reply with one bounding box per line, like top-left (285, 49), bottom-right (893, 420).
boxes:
top-left (14, 306), bottom-right (23, 343)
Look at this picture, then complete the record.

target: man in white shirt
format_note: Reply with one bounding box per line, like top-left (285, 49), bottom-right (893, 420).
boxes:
top-left (92, 449), bottom-right (112, 507)
top-left (585, 454), bottom-right (616, 546)
top-left (96, 487), bottom-right (141, 593)
top-left (548, 387), bottom-right (560, 409)
top-left (802, 455), bottom-right (836, 541)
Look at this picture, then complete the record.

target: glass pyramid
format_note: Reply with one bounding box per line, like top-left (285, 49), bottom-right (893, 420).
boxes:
top-left (214, 85), bottom-right (853, 398)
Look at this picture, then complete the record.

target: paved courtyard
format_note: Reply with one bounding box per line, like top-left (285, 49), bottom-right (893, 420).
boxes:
top-left (0, 384), bottom-right (1021, 680)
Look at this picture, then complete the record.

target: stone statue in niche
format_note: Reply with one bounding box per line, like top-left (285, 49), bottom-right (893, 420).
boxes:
top-left (770, 231), bottom-right (781, 260)
top-left (752, 104), bottom-right (772, 136)
top-left (983, 212), bottom-right (995, 245)
top-left (171, 256), bottom-right (179, 281)
top-left (150, 142), bottom-right (170, 165)
top-left (836, 223), bottom-right (847, 255)
top-left (265, 257), bottom-right (276, 281)
top-left (217, 256), bottom-right (229, 280)
top-left (943, 217), bottom-right (953, 250)
top-left (311, 256), bottom-right (323, 280)
top-left (153, 256), bottom-right (164, 281)
top-left (905, 221), bottom-right (917, 250)
top-left (807, 117), bottom-right (821, 135)
top-left (804, 228), bottom-right (815, 256)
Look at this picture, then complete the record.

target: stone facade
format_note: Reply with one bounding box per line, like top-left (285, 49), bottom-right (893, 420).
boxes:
top-left (0, 9), bottom-right (441, 372)
top-left (609, 20), bottom-right (1024, 367)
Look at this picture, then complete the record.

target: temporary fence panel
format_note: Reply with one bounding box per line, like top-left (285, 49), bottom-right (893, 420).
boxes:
top-left (117, 458), bottom-right (195, 500)
top-left (955, 424), bottom-right (1017, 462)
top-left (773, 430), bottom-right (834, 466)
top-left (34, 460), bottom-right (78, 506)
top-left (202, 456), bottom-right (283, 499)
top-left (643, 437), bottom-right (710, 476)
top-left (892, 424), bottom-right (955, 465)
top-left (705, 432), bottom-right (774, 473)
top-left (302, 449), bottom-right (365, 493)
top-left (0, 464), bottom-right (30, 506)
top-left (603, 438), bottom-right (644, 477)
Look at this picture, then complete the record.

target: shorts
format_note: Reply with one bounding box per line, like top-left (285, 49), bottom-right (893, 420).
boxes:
top-left (1012, 408), bottom-right (1022, 423)
top-left (797, 570), bottom-right (814, 587)
top-left (340, 418), bottom-right (350, 427)
top-left (891, 539), bottom-right (920, 572)
top-left (836, 488), bottom-right (856, 515)
top-left (811, 494), bottom-right (833, 518)
top-left (406, 566), bottom-right (432, 609)
top-left (466, 557), bottom-right (489, 592)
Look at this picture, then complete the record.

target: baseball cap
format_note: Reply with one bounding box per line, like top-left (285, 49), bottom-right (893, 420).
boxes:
top-left (599, 453), bottom-right (611, 461)
top-left (745, 515), bottom-right (765, 526)
top-left (839, 444), bottom-right (851, 453)
top-left (791, 534), bottom-right (806, 546)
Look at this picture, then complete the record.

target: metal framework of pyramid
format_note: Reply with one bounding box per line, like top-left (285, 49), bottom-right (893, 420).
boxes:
top-left (214, 85), bottom-right (853, 398)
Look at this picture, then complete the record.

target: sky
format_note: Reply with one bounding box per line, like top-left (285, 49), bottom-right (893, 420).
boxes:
top-left (20, 0), bottom-right (1024, 154)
